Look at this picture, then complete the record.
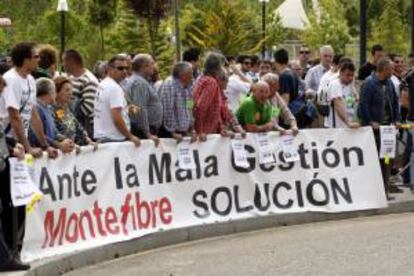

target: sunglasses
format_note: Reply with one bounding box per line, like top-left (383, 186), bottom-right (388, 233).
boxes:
top-left (243, 62), bottom-right (252, 65)
top-left (115, 66), bottom-right (129, 71)
top-left (32, 55), bottom-right (40, 59)
top-left (300, 51), bottom-right (310, 54)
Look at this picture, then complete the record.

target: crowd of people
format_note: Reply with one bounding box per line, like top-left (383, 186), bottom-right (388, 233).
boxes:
top-left (0, 41), bottom-right (413, 271)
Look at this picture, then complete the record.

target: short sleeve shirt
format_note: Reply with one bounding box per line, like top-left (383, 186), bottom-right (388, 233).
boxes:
top-left (326, 79), bottom-right (356, 128)
top-left (0, 68), bottom-right (36, 138)
top-left (236, 96), bottom-right (272, 126)
top-left (94, 77), bottom-right (130, 141)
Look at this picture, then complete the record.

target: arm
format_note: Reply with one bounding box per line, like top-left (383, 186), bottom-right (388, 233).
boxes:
top-left (358, 82), bottom-right (375, 126)
top-left (333, 98), bottom-right (354, 127)
top-left (112, 108), bottom-right (133, 140)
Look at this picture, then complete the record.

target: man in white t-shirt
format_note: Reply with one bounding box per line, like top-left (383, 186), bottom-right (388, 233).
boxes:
top-left (226, 63), bottom-right (252, 113)
top-left (326, 61), bottom-right (360, 129)
top-left (94, 55), bottom-right (140, 146)
top-left (0, 42), bottom-right (56, 158)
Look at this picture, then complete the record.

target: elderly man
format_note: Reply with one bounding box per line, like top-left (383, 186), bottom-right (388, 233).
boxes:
top-left (123, 54), bottom-right (161, 145)
top-left (305, 45), bottom-right (334, 95)
top-left (193, 52), bottom-right (245, 140)
top-left (236, 81), bottom-right (274, 133)
top-left (262, 73), bottom-right (298, 135)
top-left (359, 58), bottom-right (401, 197)
top-left (160, 62), bottom-right (195, 140)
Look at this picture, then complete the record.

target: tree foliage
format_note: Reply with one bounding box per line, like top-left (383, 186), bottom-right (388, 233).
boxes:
top-left (88, 0), bottom-right (118, 58)
top-left (370, 0), bottom-right (409, 54)
top-left (303, 0), bottom-right (351, 53)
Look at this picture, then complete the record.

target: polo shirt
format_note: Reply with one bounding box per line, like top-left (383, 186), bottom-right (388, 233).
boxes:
top-left (236, 96), bottom-right (272, 126)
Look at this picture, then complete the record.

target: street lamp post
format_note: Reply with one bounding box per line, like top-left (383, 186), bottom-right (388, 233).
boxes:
top-left (57, 0), bottom-right (69, 72)
top-left (411, 0), bottom-right (414, 52)
top-left (359, 0), bottom-right (367, 67)
top-left (259, 0), bottom-right (269, 59)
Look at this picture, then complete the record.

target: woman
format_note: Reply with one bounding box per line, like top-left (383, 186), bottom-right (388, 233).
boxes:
top-left (53, 76), bottom-right (96, 149)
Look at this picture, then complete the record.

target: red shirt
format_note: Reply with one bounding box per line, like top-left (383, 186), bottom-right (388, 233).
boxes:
top-left (193, 75), bottom-right (238, 134)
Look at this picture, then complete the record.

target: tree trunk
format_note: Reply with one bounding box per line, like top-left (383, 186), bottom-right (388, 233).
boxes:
top-left (100, 22), bottom-right (105, 59)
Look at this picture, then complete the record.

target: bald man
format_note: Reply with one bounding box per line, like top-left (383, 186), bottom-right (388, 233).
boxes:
top-left (236, 81), bottom-right (274, 133)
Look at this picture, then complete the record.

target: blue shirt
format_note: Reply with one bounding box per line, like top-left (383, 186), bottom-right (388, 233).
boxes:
top-left (29, 101), bottom-right (57, 147)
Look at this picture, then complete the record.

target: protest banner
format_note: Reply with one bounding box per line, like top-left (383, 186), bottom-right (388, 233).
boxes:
top-left (21, 128), bottom-right (387, 262)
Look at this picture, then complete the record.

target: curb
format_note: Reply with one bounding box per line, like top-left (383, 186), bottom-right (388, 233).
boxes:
top-left (22, 200), bottom-right (414, 276)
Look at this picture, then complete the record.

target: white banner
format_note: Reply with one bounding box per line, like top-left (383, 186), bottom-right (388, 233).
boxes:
top-left (22, 128), bottom-right (387, 262)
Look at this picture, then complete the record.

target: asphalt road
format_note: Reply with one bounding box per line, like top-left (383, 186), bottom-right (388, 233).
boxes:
top-left (65, 213), bottom-right (414, 276)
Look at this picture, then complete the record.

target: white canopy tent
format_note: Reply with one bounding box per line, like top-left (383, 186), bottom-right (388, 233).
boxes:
top-left (274, 0), bottom-right (311, 30)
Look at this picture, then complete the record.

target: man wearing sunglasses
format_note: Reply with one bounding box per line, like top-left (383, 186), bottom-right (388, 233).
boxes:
top-left (299, 46), bottom-right (312, 78)
top-left (94, 55), bottom-right (141, 147)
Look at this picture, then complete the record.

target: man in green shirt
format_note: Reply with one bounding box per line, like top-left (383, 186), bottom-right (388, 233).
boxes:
top-left (236, 81), bottom-right (274, 132)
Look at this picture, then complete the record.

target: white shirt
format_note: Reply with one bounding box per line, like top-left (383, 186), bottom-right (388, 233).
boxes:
top-left (326, 79), bottom-right (356, 128)
top-left (226, 74), bottom-right (251, 113)
top-left (391, 75), bottom-right (401, 98)
top-left (316, 70), bottom-right (338, 103)
top-left (0, 68), bottom-right (36, 138)
top-left (94, 77), bottom-right (130, 141)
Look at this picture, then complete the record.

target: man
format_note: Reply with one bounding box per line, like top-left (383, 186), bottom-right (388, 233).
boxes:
top-left (289, 60), bottom-right (306, 96)
top-left (248, 55), bottom-right (260, 82)
top-left (0, 74), bottom-right (29, 271)
top-left (32, 44), bottom-right (57, 79)
top-left (62, 49), bottom-right (99, 136)
top-left (358, 44), bottom-right (385, 81)
top-left (298, 45), bottom-right (312, 78)
top-left (0, 42), bottom-right (56, 264)
top-left (259, 60), bottom-right (272, 78)
top-left (124, 54), bottom-right (161, 145)
top-left (226, 62), bottom-right (252, 114)
top-left (389, 54), bottom-right (405, 98)
top-left (183, 48), bottom-right (201, 79)
top-left (237, 55), bottom-right (253, 77)
top-left (262, 73), bottom-right (298, 135)
top-left (326, 61), bottom-right (360, 129)
top-left (305, 45), bottom-right (334, 95)
top-left (193, 52), bottom-right (245, 140)
top-left (359, 58), bottom-right (401, 196)
top-left (273, 48), bottom-right (299, 104)
top-left (401, 57), bottom-right (414, 190)
top-left (94, 55), bottom-right (141, 147)
top-left (160, 62), bottom-right (195, 140)
top-left (236, 81), bottom-right (274, 133)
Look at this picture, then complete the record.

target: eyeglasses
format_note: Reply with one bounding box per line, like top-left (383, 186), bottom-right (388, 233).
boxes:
top-left (300, 51), bottom-right (310, 54)
top-left (243, 62), bottom-right (252, 65)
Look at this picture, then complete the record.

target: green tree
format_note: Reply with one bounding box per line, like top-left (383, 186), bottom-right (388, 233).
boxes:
top-left (88, 0), bottom-right (118, 58)
top-left (370, 0), bottom-right (409, 54)
top-left (303, 0), bottom-right (351, 53)
top-left (124, 0), bottom-right (171, 56)
top-left (180, 1), bottom-right (263, 55)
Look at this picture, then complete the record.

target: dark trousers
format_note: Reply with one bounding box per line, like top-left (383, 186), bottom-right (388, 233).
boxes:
top-left (0, 160), bottom-right (25, 257)
top-left (0, 198), bottom-right (12, 262)
top-left (374, 131), bottom-right (392, 194)
top-left (402, 130), bottom-right (412, 184)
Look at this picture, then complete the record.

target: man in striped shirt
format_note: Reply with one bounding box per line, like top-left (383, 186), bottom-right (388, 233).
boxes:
top-left (62, 49), bottom-right (99, 137)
